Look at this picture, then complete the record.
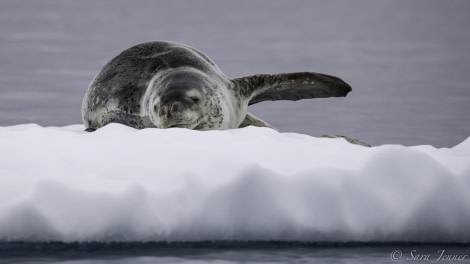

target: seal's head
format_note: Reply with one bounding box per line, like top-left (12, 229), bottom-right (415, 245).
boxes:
top-left (147, 69), bottom-right (223, 130)
top-left (155, 86), bottom-right (204, 129)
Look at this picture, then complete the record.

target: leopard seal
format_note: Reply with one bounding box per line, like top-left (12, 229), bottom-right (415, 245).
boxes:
top-left (82, 41), bottom-right (352, 131)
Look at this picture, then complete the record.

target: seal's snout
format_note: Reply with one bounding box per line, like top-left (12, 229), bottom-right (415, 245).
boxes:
top-left (161, 101), bottom-right (183, 117)
top-left (170, 101), bottom-right (182, 113)
top-left (158, 99), bottom-right (201, 129)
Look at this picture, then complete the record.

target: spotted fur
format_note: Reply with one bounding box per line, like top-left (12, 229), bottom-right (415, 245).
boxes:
top-left (82, 41), bottom-right (351, 131)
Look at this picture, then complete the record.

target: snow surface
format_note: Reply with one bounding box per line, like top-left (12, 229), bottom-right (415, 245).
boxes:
top-left (0, 124), bottom-right (469, 243)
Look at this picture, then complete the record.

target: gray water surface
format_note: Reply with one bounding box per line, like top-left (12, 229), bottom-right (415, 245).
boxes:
top-left (2, 242), bottom-right (470, 264)
top-left (1, 1), bottom-right (469, 146)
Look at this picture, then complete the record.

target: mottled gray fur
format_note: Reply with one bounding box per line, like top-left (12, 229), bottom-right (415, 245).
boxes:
top-left (82, 41), bottom-right (352, 131)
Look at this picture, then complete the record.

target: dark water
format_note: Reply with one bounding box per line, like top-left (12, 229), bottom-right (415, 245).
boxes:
top-left (1, 0), bottom-right (470, 147)
top-left (1, 242), bottom-right (470, 264)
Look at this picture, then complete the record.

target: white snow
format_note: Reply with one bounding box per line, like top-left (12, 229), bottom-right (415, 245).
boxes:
top-left (0, 123), bottom-right (469, 243)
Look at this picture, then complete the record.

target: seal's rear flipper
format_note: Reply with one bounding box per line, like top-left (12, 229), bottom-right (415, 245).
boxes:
top-left (232, 72), bottom-right (351, 105)
top-left (238, 112), bottom-right (277, 130)
top-left (322, 134), bottom-right (371, 147)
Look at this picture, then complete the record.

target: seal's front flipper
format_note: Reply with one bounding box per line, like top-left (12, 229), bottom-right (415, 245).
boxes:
top-left (238, 112), bottom-right (277, 130)
top-left (84, 110), bottom-right (155, 131)
top-left (232, 72), bottom-right (351, 105)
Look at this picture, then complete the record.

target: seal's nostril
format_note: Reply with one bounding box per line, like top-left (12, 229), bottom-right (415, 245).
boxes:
top-left (160, 105), bottom-right (168, 115)
top-left (170, 102), bottom-right (182, 113)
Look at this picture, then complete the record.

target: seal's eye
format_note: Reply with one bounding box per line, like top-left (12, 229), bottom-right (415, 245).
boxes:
top-left (190, 97), bottom-right (200, 103)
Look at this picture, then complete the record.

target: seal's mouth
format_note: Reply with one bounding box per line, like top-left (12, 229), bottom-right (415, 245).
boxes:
top-left (168, 123), bottom-right (193, 129)
top-left (165, 123), bottom-right (194, 129)
top-left (163, 118), bottom-right (204, 130)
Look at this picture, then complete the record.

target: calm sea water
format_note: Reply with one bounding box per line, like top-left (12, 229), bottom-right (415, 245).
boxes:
top-left (1, 0), bottom-right (469, 147)
top-left (1, 242), bottom-right (470, 264)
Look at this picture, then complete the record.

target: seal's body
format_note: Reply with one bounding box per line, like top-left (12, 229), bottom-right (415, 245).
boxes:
top-left (82, 41), bottom-right (351, 131)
